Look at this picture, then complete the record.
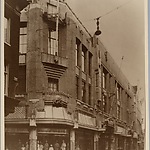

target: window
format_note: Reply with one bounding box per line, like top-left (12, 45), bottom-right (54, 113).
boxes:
top-left (76, 76), bottom-right (79, 99)
top-left (96, 72), bottom-right (99, 87)
top-left (89, 84), bottom-right (91, 105)
top-left (88, 52), bottom-right (92, 76)
top-left (47, 4), bottom-right (57, 15)
top-left (116, 83), bottom-right (121, 119)
top-left (82, 46), bottom-right (87, 72)
top-left (75, 39), bottom-right (80, 67)
top-left (48, 78), bottom-right (58, 92)
top-left (82, 80), bottom-right (86, 102)
top-left (4, 17), bottom-right (10, 44)
top-left (102, 95), bottom-right (107, 112)
top-left (102, 68), bottom-right (108, 90)
top-left (4, 64), bottom-right (9, 96)
top-left (19, 27), bottom-right (27, 54)
top-left (102, 72), bottom-right (106, 89)
top-left (48, 30), bottom-right (57, 55)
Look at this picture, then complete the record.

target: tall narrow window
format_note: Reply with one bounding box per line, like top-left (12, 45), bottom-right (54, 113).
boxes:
top-left (82, 46), bottom-right (87, 72)
top-left (82, 80), bottom-right (86, 102)
top-left (102, 72), bottom-right (106, 89)
top-left (96, 72), bottom-right (99, 87)
top-left (102, 95), bottom-right (107, 112)
top-left (4, 64), bottom-right (9, 96)
top-left (116, 83), bottom-right (121, 119)
top-left (48, 78), bottom-right (58, 92)
top-left (48, 30), bottom-right (57, 55)
top-left (4, 17), bottom-right (10, 44)
top-left (19, 27), bottom-right (27, 54)
top-left (89, 52), bottom-right (92, 76)
top-left (76, 76), bottom-right (79, 99)
top-left (75, 39), bottom-right (80, 67)
top-left (89, 84), bottom-right (91, 105)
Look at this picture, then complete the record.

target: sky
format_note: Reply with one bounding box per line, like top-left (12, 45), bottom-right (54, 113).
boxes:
top-left (66, 0), bottom-right (146, 102)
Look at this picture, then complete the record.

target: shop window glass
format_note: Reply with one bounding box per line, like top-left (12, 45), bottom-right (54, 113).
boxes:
top-left (4, 17), bottom-right (10, 44)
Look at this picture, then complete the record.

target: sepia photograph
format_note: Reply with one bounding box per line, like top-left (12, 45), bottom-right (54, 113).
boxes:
top-left (3, 0), bottom-right (148, 150)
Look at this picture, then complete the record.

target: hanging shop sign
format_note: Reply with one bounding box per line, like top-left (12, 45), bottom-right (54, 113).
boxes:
top-left (37, 128), bottom-right (68, 135)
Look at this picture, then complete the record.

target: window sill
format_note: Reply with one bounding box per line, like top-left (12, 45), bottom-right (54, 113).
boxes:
top-left (4, 41), bottom-right (11, 47)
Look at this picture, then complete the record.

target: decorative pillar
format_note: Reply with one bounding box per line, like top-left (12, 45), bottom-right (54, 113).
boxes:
top-left (124, 138), bottom-right (127, 150)
top-left (70, 129), bottom-right (75, 150)
top-left (29, 127), bottom-right (37, 150)
top-left (110, 135), bottom-right (115, 150)
top-left (94, 133), bottom-right (99, 150)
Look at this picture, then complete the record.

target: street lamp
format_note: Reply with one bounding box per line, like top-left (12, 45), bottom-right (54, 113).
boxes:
top-left (95, 18), bottom-right (101, 36)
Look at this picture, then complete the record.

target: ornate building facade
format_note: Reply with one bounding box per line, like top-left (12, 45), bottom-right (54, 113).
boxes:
top-left (5, 0), bottom-right (144, 150)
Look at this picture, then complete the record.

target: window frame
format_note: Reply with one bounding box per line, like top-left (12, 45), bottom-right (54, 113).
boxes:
top-left (48, 78), bottom-right (58, 92)
top-left (48, 29), bottom-right (57, 55)
top-left (4, 64), bottom-right (9, 96)
top-left (4, 17), bottom-right (11, 45)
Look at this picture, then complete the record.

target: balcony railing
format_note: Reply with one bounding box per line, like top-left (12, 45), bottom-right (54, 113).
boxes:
top-left (41, 52), bottom-right (68, 68)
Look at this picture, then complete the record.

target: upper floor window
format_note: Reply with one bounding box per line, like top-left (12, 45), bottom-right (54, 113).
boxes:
top-left (75, 38), bottom-right (80, 67)
top-left (48, 30), bottom-right (57, 55)
top-left (48, 78), bottom-right (58, 92)
top-left (4, 17), bottom-right (10, 44)
top-left (19, 27), bottom-right (27, 54)
top-left (82, 80), bottom-right (86, 102)
top-left (76, 76), bottom-right (79, 99)
top-left (89, 84), bottom-right (91, 105)
top-left (47, 3), bottom-right (57, 15)
top-left (102, 72), bottom-right (106, 89)
top-left (82, 45), bottom-right (87, 72)
top-left (102, 95), bottom-right (107, 112)
top-left (88, 52), bottom-right (92, 76)
top-left (4, 63), bottom-right (9, 96)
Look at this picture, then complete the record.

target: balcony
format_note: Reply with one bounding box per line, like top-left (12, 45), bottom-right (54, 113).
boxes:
top-left (41, 53), bottom-right (68, 68)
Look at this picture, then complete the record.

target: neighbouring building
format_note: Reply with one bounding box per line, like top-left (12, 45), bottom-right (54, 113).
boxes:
top-left (5, 0), bottom-right (144, 150)
top-left (4, 0), bottom-right (28, 116)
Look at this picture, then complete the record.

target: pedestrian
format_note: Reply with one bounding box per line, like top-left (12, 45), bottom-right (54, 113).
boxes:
top-left (37, 141), bottom-right (40, 150)
top-left (25, 142), bottom-right (29, 150)
top-left (54, 141), bottom-right (60, 150)
top-left (44, 141), bottom-right (49, 150)
top-left (39, 141), bottom-right (44, 150)
top-left (49, 145), bottom-right (54, 150)
top-left (61, 140), bottom-right (66, 150)
top-left (21, 144), bottom-right (25, 150)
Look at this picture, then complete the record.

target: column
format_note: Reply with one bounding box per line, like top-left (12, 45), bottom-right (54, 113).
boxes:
top-left (94, 133), bottom-right (99, 150)
top-left (124, 138), bottom-right (127, 150)
top-left (29, 128), bottom-right (37, 150)
top-left (110, 135), bottom-right (115, 150)
top-left (70, 129), bottom-right (75, 150)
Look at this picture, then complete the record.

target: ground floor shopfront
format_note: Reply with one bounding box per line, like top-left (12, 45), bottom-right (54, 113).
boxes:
top-left (5, 125), bottom-right (139, 150)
